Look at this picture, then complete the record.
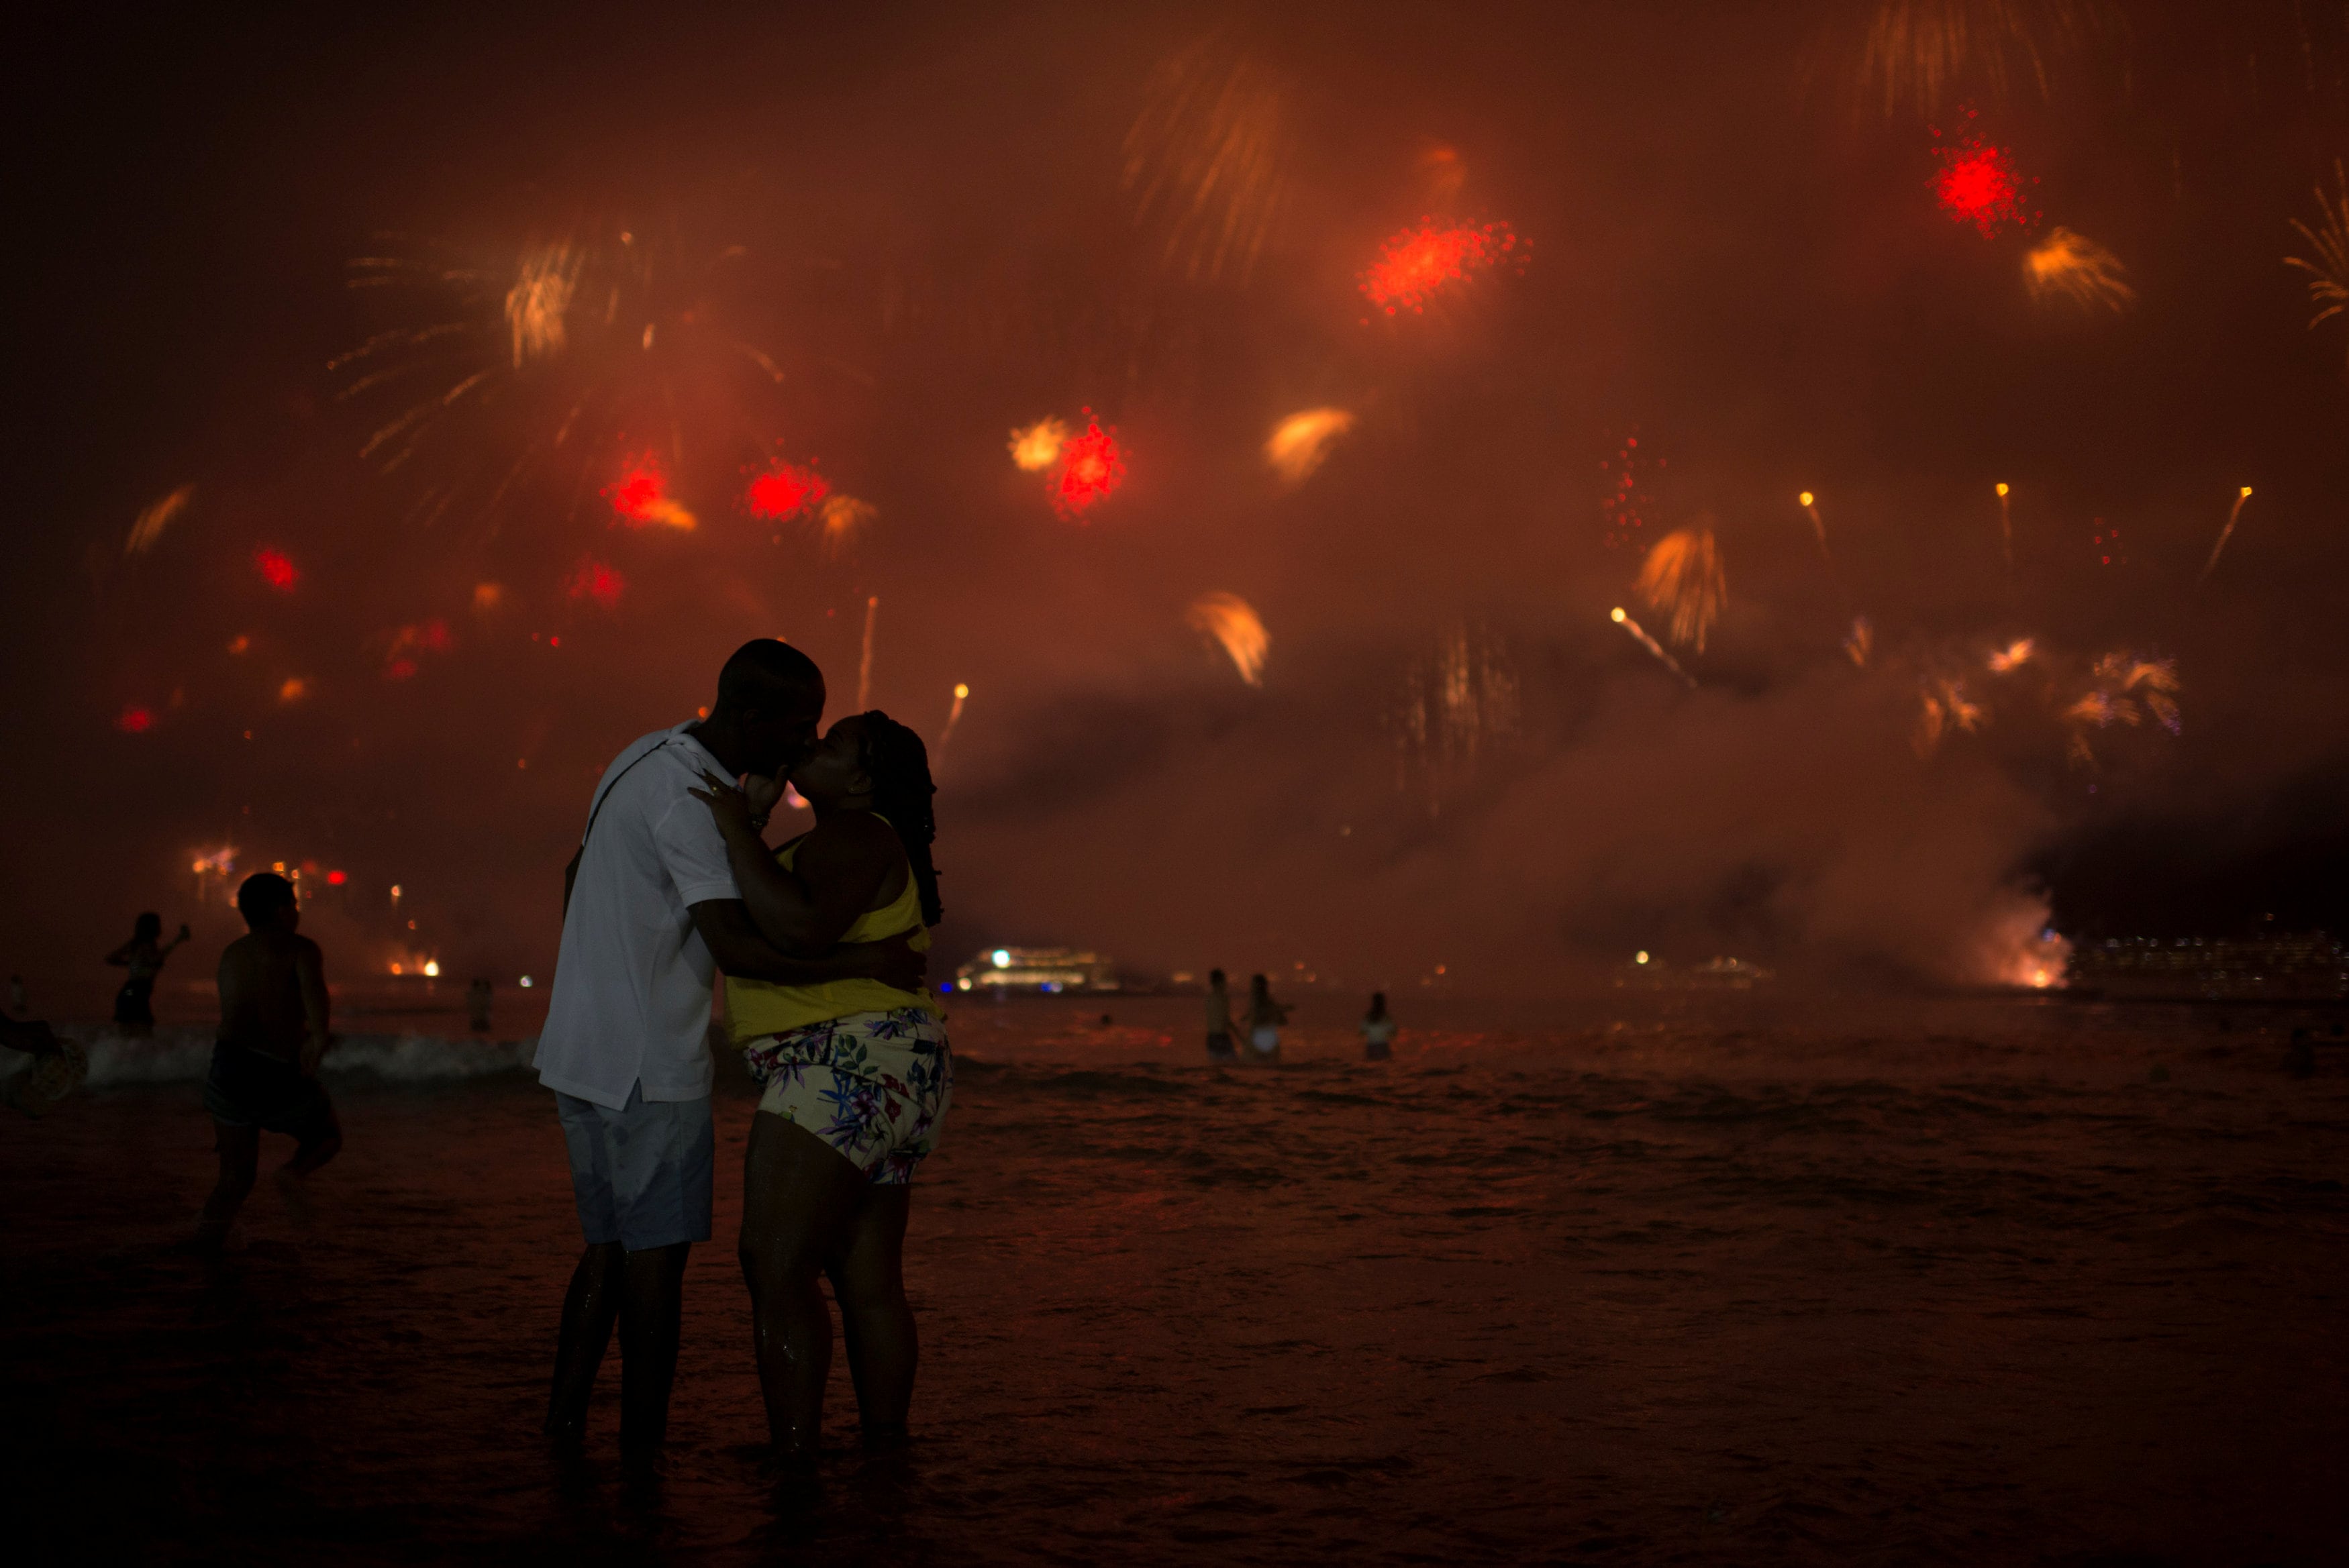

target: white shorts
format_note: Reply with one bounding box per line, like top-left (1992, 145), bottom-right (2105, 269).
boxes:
top-left (554, 1082), bottom-right (713, 1251)
top-left (1248, 1025), bottom-right (1280, 1055)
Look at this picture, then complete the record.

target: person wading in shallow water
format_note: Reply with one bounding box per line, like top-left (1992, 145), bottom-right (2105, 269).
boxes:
top-left (107, 912), bottom-right (191, 1037)
top-left (691, 709), bottom-right (950, 1467)
top-left (1245, 972), bottom-right (1288, 1064)
top-left (1203, 968), bottom-right (1238, 1063)
top-left (197, 874), bottom-right (340, 1249)
top-left (534, 640), bottom-right (927, 1455)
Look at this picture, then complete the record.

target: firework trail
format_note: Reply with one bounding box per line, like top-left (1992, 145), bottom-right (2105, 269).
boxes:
top-left (1797, 490), bottom-right (1829, 559)
top-left (1389, 623), bottom-right (1520, 811)
top-left (1186, 592), bottom-right (1268, 686)
top-left (856, 596), bottom-right (879, 710)
top-left (1122, 37), bottom-right (1296, 286)
top-left (1264, 408), bottom-right (1355, 486)
top-left (816, 495), bottom-right (876, 558)
top-left (334, 224), bottom-right (783, 529)
top-left (1008, 418), bottom-right (1070, 472)
top-left (1844, 615), bottom-right (1875, 669)
top-left (936, 682), bottom-right (969, 766)
top-left (2023, 227), bottom-right (2135, 311)
top-left (2198, 486), bottom-right (2254, 582)
top-left (2285, 160), bottom-right (2349, 367)
top-left (125, 484), bottom-right (195, 558)
top-left (1610, 607), bottom-right (1696, 688)
top-left (1634, 526), bottom-right (1726, 652)
top-left (1358, 220), bottom-right (1524, 316)
top-left (1850, 1), bottom-right (2111, 118)
top-left (1994, 481), bottom-right (2013, 571)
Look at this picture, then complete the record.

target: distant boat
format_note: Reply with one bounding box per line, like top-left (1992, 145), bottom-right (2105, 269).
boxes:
top-left (954, 946), bottom-right (1120, 996)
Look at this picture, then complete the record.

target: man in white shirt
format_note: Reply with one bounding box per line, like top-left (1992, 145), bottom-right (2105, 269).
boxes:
top-left (536, 638), bottom-right (926, 1452)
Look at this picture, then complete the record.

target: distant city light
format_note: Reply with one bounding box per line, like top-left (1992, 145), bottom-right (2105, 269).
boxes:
top-left (1636, 951), bottom-right (1650, 964)
top-left (422, 960), bottom-right (440, 978)
top-left (992, 949), bottom-right (1011, 968)
top-left (519, 975), bottom-right (534, 988)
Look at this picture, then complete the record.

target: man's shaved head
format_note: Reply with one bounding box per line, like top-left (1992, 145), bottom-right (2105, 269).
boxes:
top-left (715, 639), bottom-right (823, 715)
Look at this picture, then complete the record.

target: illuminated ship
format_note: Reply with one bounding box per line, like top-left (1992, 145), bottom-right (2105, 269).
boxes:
top-left (954, 947), bottom-right (1121, 996)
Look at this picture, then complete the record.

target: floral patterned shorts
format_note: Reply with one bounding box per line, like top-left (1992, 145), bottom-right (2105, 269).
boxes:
top-left (742, 1007), bottom-right (952, 1186)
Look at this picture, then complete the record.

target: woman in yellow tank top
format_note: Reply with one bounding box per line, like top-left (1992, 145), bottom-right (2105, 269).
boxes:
top-left (689, 709), bottom-right (948, 1465)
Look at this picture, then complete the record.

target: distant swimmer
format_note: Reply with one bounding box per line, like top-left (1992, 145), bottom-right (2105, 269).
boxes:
top-left (107, 912), bottom-right (191, 1036)
top-left (196, 874), bottom-right (341, 1249)
top-left (3, 1013), bottom-right (86, 1119)
top-left (535, 640), bottom-right (926, 1455)
top-left (1361, 992), bottom-right (1397, 1061)
top-left (1245, 973), bottom-right (1287, 1064)
top-left (694, 707), bottom-right (949, 1463)
top-left (1203, 969), bottom-right (1238, 1063)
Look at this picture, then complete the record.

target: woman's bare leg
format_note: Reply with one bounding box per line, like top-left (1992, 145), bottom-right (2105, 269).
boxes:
top-left (826, 1184), bottom-right (915, 1447)
top-left (738, 1114), bottom-right (869, 1463)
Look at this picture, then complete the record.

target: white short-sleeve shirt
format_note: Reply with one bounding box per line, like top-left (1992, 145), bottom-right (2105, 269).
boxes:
top-left (534, 724), bottom-right (740, 1108)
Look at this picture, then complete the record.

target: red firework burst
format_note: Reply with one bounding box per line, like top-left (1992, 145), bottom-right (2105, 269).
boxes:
top-left (1051, 416), bottom-right (1126, 519)
top-left (254, 548), bottom-right (298, 590)
top-left (566, 559), bottom-right (626, 606)
top-left (1358, 219), bottom-right (1523, 315)
top-left (744, 462), bottom-right (830, 521)
top-left (115, 704), bottom-right (154, 734)
top-left (603, 457), bottom-right (695, 529)
top-left (1929, 115), bottom-right (2034, 238)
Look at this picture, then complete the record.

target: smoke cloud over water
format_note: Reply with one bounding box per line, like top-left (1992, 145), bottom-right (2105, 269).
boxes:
top-left (10, 5), bottom-right (2349, 1006)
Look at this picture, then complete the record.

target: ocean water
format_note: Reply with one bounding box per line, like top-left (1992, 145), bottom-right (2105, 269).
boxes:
top-left (5, 994), bottom-right (2346, 1564)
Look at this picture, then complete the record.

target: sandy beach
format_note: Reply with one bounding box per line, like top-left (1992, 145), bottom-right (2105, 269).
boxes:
top-left (4, 993), bottom-right (2345, 1564)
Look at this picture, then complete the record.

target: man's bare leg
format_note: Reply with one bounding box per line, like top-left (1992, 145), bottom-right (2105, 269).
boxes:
top-left (739, 1115), bottom-right (870, 1464)
top-left (196, 1121), bottom-right (260, 1249)
top-left (827, 1185), bottom-right (916, 1449)
top-left (547, 1242), bottom-right (623, 1440)
top-left (617, 1241), bottom-right (692, 1452)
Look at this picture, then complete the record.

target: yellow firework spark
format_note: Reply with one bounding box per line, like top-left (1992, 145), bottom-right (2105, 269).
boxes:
top-left (1987, 637), bottom-right (2034, 672)
top-left (1634, 526), bottom-right (1727, 653)
top-left (124, 483), bottom-right (195, 557)
top-left (2286, 160), bottom-right (2349, 366)
top-left (1844, 615), bottom-right (1875, 670)
top-left (1122, 38), bottom-right (1295, 286)
top-left (1263, 408), bottom-right (1354, 485)
top-left (1186, 592), bottom-right (1268, 685)
top-left (504, 244), bottom-right (579, 368)
top-left (1913, 675), bottom-right (1986, 758)
top-left (817, 494), bottom-right (877, 556)
top-left (1008, 417), bottom-right (1070, 472)
top-left (2023, 227), bottom-right (2136, 311)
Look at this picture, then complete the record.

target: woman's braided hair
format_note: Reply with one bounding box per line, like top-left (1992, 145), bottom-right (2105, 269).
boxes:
top-left (856, 711), bottom-right (943, 926)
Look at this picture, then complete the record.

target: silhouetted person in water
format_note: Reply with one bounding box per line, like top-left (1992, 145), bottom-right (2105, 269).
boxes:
top-left (1203, 969), bottom-right (1237, 1062)
top-left (534, 639), bottom-right (926, 1457)
top-left (1362, 992), bottom-right (1397, 1061)
top-left (197, 874), bottom-right (340, 1249)
top-left (107, 911), bottom-right (191, 1036)
top-left (1245, 973), bottom-right (1287, 1063)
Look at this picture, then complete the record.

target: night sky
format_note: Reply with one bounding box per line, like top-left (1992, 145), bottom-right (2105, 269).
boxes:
top-left (9, 1), bottom-right (2349, 1002)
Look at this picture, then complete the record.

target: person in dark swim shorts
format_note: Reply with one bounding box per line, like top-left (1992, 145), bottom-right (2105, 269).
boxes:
top-left (196, 874), bottom-right (341, 1248)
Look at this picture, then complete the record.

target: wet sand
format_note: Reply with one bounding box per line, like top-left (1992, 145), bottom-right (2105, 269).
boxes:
top-left (5, 996), bottom-right (2346, 1564)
